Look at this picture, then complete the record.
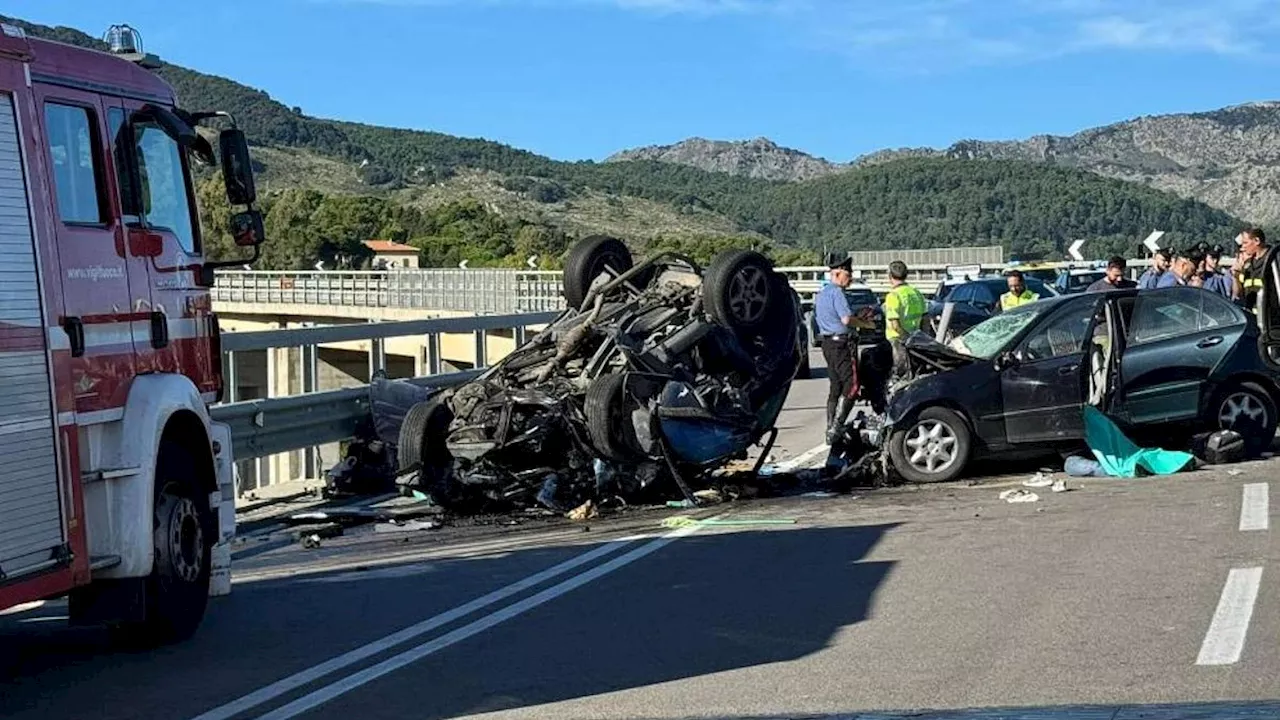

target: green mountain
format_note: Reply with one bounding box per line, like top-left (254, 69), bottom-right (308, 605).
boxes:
top-left (7, 16), bottom-right (1246, 268)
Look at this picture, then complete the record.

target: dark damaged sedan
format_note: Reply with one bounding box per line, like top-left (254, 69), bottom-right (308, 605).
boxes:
top-left (883, 286), bottom-right (1280, 483)
top-left (395, 236), bottom-right (803, 511)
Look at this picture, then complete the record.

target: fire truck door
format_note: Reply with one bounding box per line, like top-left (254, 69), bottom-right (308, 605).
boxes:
top-left (1, 87), bottom-right (68, 578)
top-left (34, 84), bottom-right (139, 413)
top-left (110, 102), bottom-right (215, 392)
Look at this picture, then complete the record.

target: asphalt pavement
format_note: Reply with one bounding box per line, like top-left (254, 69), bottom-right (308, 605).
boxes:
top-left (2, 349), bottom-right (1278, 720)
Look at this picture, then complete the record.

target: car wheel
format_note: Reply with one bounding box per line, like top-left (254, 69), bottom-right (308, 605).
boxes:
top-left (585, 373), bottom-right (646, 462)
top-left (704, 249), bottom-right (775, 334)
top-left (397, 399), bottom-right (459, 506)
top-left (888, 407), bottom-right (971, 484)
top-left (1211, 380), bottom-right (1278, 455)
top-left (563, 235), bottom-right (634, 310)
top-left (796, 350), bottom-right (812, 380)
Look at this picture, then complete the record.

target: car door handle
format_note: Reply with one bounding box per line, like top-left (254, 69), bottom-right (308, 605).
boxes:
top-left (1058, 364), bottom-right (1079, 376)
top-left (1196, 336), bottom-right (1224, 348)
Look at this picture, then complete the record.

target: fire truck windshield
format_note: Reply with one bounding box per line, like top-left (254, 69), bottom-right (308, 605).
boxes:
top-left (134, 122), bottom-right (197, 253)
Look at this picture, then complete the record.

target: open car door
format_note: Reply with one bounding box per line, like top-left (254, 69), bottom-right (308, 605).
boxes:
top-left (1258, 245), bottom-right (1280, 370)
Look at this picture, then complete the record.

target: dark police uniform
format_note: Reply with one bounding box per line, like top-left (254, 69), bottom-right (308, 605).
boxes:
top-left (815, 260), bottom-right (859, 438)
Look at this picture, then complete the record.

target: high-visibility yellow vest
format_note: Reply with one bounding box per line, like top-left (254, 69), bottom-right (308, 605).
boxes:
top-left (884, 284), bottom-right (926, 339)
top-left (1000, 289), bottom-right (1037, 311)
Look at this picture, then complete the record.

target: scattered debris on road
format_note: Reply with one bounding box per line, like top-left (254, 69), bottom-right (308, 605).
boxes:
top-left (999, 488), bottom-right (1040, 504)
top-left (1023, 472), bottom-right (1054, 488)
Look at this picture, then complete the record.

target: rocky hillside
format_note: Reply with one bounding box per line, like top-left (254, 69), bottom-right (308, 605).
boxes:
top-left (606, 137), bottom-right (845, 182)
top-left (610, 104), bottom-right (1280, 225)
top-left (896, 102), bottom-right (1280, 226)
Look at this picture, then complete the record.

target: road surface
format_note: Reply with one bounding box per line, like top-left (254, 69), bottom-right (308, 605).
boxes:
top-left (2, 350), bottom-right (1278, 720)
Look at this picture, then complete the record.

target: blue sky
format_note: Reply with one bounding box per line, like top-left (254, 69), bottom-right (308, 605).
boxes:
top-left (10, 0), bottom-right (1280, 162)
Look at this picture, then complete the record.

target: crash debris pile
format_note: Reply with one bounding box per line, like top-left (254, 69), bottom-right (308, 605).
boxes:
top-left (392, 236), bottom-right (806, 514)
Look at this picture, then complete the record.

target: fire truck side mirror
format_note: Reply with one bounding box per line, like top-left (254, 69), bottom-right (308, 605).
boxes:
top-left (230, 209), bottom-right (265, 247)
top-left (219, 128), bottom-right (257, 206)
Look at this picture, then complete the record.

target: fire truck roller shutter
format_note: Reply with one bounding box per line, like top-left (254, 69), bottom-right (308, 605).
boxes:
top-left (0, 91), bottom-right (68, 581)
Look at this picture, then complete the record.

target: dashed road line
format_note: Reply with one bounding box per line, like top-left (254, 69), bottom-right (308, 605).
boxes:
top-left (252, 520), bottom-right (711, 720)
top-left (1239, 483), bottom-right (1269, 532)
top-left (1196, 567), bottom-right (1263, 666)
top-left (190, 535), bottom-right (643, 720)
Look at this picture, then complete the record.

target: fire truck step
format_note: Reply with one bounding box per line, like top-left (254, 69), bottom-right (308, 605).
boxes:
top-left (88, 555), bottom-right (122, 571)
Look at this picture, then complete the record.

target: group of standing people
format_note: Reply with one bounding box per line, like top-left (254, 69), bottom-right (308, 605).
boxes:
top-left (812, 228), bottom-right (1272, 443)
top-left (1085, 227), bottom-right (1270, 313)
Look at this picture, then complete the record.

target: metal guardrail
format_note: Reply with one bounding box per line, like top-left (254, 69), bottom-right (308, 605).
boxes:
top-left (213, 258), bottom-right (1161, 316)
top-left (210, 311), bottom-right (559, 464)
top-left (212, 269), bottom-right (566, 314)
top-left (210, 370), bottom-right (483, 461)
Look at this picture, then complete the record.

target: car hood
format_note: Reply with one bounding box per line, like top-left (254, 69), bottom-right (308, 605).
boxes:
top-left (902, 332), bottom-right (979, 366)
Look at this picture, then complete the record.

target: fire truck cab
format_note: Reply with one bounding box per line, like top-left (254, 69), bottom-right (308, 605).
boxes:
top-left (0, 23), bottom-right (263, 644)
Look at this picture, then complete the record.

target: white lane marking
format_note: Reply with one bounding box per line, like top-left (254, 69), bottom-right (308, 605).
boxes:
top-left (764, 442), bottom-right (829, 474)
top-left (191, 536), bottom-right (641, 720)
top-left (0, 600), bottom-right (45, 616)
top-left (1196, 567), bottom-right (1263, 666)
top-left (1239, 483), bottom-right (1269, 532)
top-left (255, 521), bottom-right (710, 720)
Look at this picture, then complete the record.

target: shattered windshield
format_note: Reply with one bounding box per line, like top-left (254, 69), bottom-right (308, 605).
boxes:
top-left (950, 302), bottom-right (1050, 358)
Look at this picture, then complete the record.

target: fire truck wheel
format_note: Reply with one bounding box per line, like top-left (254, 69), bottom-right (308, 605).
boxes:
top-left (119, 441), bottom-right (213, 646)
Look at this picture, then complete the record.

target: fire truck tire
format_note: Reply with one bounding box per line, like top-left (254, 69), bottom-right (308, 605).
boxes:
top-left (118, 441), bottom-right (213, 646)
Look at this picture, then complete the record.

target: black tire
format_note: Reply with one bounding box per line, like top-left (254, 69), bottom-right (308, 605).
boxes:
top-left (563, 235), bottom-right (633, 310)
top-left (888, 406), bottom-right (972, 484)
top-left (1209, 380), bottom-right (1278, 455)
top-left (704, 249), bottom-right (776, 334)
top-left (116, 441), bottom-right (213, 647)
top-left (796, 350), bottom-right (812, 380)
top-left (397, 399), bottom-right (458, 506)
top-left (585, 373), bottom-right (646, 461)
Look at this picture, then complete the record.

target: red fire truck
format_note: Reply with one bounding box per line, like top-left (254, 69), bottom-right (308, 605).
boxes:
top-left (0, 23), bottom-right (263, 644)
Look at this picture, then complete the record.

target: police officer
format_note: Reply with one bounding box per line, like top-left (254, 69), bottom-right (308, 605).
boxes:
top-left (815, 256), bottom-right (874, 444)
top-left (1201, 245), bottom-right (1235, 299)
top-left (884, 260), bottom-right (927, 381)
top-left (1138, 248), bottom-right (1173, 289)
top-left (1000, 270), bottom-right (1036, 311)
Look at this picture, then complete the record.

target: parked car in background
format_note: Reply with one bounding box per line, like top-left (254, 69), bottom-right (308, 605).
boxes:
top-left (1007, 262), bottom-right (1061, 285)
top-left (884, 286), bottom-right (1280, 483)
top-left (1054, 265), bottom-right (1108, 295)
top-left (923, 277), bottom-right (1058, 337)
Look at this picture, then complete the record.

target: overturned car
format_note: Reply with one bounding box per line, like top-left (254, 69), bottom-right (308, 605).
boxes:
top-left (396, 236), bottom-right (805, 512)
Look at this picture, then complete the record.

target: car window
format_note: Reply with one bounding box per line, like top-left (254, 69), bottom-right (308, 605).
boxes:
top-left (1129, 288), bottom-right (1243, 345)
top-left (1030, 282), bottom-right (1056, 298)
top-left (845, 290), bottom-right (876, 306)
top-left (976, 284), bottom-right (1001, 306)
top-left (1198, 288), bottom-right (1245, 329)
top-left (950, 302), bottom-right (1053, 359)
top-left (948, 284), bottom-right (976, 304)
top-left (1068, 272), bottom-right (1105, 290)
top-left (1020, 300), bottom-right (1099, 362)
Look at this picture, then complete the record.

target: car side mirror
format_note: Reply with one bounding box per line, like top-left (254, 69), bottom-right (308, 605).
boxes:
top-left (219, 128), bottom-right (257, 205)
top-left (994, 351), bottom-right (1020, 371)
